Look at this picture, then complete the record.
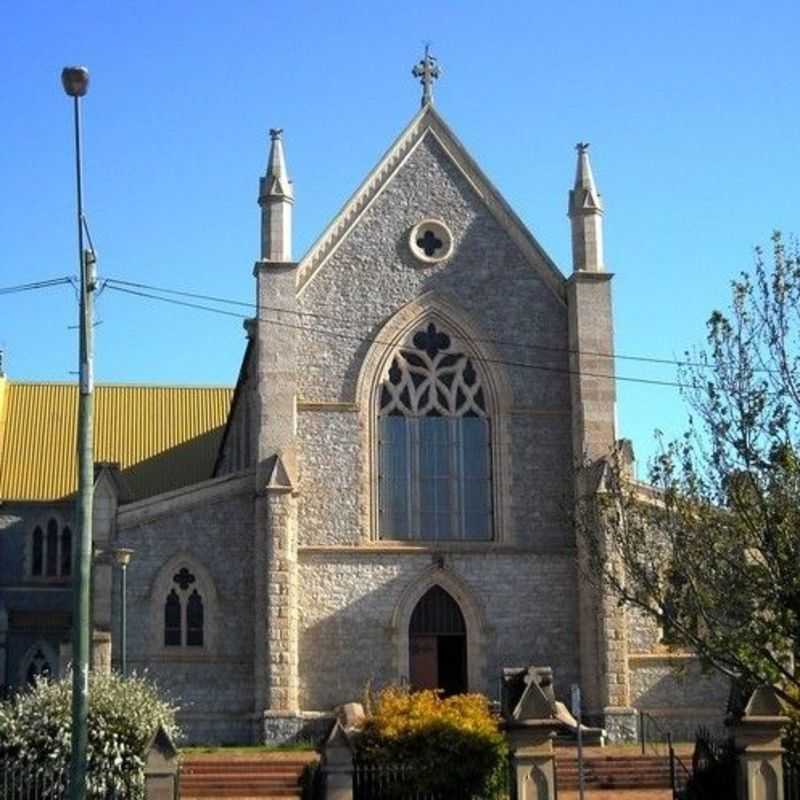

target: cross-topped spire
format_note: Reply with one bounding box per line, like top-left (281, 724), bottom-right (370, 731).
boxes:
top-left (411, 45), bottom-right (441, 108)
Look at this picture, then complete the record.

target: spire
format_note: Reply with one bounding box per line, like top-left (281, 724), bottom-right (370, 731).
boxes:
top-left (568, 142), bottom-right (605, 272)
top-left (569, 142), bottom-right (603, 215)
top-left (264, 128), bottom-right (293, 201)
top-left (411, 45), bottom-right (441, 108)
top-left (259, 128), bottom-right (294, 261)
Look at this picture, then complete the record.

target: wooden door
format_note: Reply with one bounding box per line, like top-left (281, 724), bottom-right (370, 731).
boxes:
top-left (410, 635), bottom-right (438, 690)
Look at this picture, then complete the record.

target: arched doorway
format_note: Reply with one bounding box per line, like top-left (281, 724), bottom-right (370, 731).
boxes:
top-left (409, 585), bottom-right (467, 695)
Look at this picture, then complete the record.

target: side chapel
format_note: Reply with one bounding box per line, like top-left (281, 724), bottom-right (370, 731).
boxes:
top-left (0, 54), bottom-right (728, 743)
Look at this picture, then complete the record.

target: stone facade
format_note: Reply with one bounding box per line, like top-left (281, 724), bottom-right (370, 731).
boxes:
top-left (0, 95), bottom-right (729, 745)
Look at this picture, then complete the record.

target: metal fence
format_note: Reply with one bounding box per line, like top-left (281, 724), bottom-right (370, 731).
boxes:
top-left (786, 759), bottom-right (800, 800)
top-left (352, 758), bottom-right (507, 800)
top-left (0, 760), bottom-right (135, 800)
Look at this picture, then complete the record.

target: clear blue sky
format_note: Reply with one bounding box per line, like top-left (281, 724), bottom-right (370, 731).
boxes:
top-left (2, 0), bottom-right (798, 470)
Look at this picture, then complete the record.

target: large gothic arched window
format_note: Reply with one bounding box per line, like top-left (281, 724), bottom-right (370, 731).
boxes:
top-left (378, 322), bottom-right (492, 540)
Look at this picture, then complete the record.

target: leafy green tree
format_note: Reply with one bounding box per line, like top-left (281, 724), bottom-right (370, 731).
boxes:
top-left (578, 232), bottom-right (800, 711)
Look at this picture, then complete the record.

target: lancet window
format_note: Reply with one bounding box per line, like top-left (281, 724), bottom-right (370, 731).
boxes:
top-left (31, 518), bottom-right (72, 579)
top-left (163, 567), bottom-right (205, 648)
top-left (378, 322), bottom-right (493, 540)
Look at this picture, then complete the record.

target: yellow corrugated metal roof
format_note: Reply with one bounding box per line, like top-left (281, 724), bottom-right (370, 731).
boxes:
top-left (0, 382), bottom-right (233, 502)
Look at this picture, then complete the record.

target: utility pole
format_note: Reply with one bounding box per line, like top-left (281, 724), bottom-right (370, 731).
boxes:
top-left (62, 65), bottom-right (94, 800)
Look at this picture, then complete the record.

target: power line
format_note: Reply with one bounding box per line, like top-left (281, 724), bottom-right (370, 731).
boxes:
top-left (0, 276), bottom-right (74, 295)
top-left (103, 276), bottom-right (708, 371)
top-left (103, 282), bottom-right (697, 390)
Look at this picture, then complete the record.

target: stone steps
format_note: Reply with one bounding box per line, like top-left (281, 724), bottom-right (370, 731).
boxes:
top-left (555, 754), bottom-right (682, 791)
top-left (180, 758), bottom-right (311, 800)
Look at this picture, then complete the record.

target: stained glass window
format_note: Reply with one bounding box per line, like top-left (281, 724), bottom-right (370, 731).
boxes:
top-left (378, 322), bottom-right (492, 540)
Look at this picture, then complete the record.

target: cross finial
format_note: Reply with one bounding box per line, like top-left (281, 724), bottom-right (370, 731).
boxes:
top-left (411, 45), bottom-right (441, 108)
top-left (576, 141), bottom-right (590, 154)
top-left (269, 128), bottom-right (283, 141)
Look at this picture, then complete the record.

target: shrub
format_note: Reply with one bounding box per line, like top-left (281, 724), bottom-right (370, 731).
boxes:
top-left (357, 687), bottom-right (508, 799)
top-left (0, 671), bottom-right (180, 798)
top-left (784, 685), bottom-right (800, 768)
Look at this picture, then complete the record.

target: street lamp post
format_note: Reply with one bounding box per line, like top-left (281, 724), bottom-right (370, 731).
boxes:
top-left (112, 549), bottom-right (134, 676)
top-left (61, 65), bottom-right (94, 800)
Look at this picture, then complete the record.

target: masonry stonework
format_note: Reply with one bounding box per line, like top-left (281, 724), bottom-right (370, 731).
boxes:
top-left (0, 95), bottom-right (730, 746)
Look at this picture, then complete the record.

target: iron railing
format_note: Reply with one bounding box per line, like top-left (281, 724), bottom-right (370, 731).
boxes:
top-left (352, 757), bottom-right (509, 800)
top-left (637, 711), bottom-right (691, 797)
top-left (786, 759), bottom-right (800, 800)
top-left (0, 759), bottom-right (135, 800)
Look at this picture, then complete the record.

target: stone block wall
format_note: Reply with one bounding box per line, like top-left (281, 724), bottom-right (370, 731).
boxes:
top-left (116, 486), bottom-right (255, 744)
top-left (296, 551), bottom-right (580, 711)
top-left (629, 656), bottom-right (730, 740)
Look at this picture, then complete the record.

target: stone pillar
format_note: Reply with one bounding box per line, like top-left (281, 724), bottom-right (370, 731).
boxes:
top-left (253, 258), bottom-right (300, 741)
top-left (502, 666), bottom-right (565, 800)
top-left (568, 268), bottom-right (632, 730)
top-left (322, 722), bottom-right (354, 800)
top-left (728, 686), bottom-right (788, 800)
top-left (262, 469), bottom-right (299, 712)
top-left (507, 723), bottom-right (558, 800)
top-left (91, 629), bottom-right (112, 674)
top-left (92, 465), bottom-right (123, 674)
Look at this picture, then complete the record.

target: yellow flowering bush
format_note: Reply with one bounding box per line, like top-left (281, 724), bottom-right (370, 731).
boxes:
top-left (358, 687), bottom-right (508, 798)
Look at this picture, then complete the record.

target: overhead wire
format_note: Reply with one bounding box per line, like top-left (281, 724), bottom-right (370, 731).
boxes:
top-left (0, 277), bottom-right (74, 295)
top-left (102, 276), bottom-right (711, 372)
top-left (103, 282), bottom-right (698, 390)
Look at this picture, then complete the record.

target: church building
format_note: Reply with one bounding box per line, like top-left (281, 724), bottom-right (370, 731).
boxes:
top-left (0, 54), bottom-right (728, 744)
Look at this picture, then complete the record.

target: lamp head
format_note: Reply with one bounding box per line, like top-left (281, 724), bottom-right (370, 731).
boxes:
top-left (113, 548), bottom-right (134, 568)
top-left (61, 66), bottom-right (90, 97)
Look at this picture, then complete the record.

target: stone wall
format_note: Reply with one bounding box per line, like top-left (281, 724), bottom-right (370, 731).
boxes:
top-left (296, 135), bottom-right (569, 411)
top-left (295, 134), bottom-right (573, 553)
top-left (289, 130), bottom-right (580, 726)
top-left (628, 656), bottom-right (730, 739)
top-left (116, 486), bottom-right (255, 744)
top-left (0, 502), bottom-right (74, 689)
top-left (296, 551), bottom-right (580, 712)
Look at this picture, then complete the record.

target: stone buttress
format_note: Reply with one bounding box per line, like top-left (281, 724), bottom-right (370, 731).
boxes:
top-left (567, 143), bottom-right (635, 737)
top-left (253, 129), bottom-right (302, 740)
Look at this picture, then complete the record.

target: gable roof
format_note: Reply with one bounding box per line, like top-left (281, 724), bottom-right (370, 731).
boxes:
top-left (297, 104), bottom-right (566, 300)
top-left (0, 380), bottom-right (232, 502)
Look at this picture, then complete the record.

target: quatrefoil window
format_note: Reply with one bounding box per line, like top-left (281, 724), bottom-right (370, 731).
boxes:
top-left (173, 567), bottom-right (196, 590)
top-left (409, 219), bottom-right (453, 264)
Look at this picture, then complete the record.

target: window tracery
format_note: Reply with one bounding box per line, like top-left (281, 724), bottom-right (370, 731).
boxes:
top-left (162, 567), bottom-right (206, 648)
top-left (378, 321), bottom-right (493, 540)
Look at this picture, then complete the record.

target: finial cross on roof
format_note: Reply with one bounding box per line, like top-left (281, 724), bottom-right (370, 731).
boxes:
top-left (412, 45), bottom-right (441, 108)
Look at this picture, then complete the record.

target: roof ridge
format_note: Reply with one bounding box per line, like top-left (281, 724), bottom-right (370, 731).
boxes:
top-left (8, 381), bottom-right (235, 390)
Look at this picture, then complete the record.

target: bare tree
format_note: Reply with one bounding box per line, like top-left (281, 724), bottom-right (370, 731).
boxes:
top-left (578, 232), bottom-right (800, 711)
